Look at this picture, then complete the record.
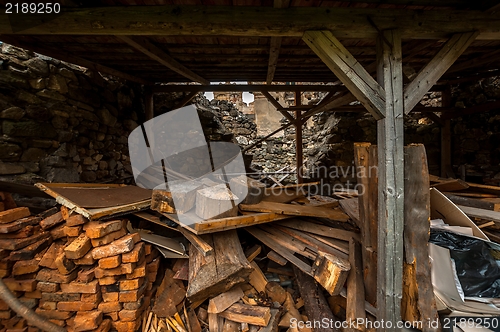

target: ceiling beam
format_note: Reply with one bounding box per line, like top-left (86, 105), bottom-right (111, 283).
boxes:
top-left (447, 49), bottom-right (500, 74)
top-left (403, 31), bottom-right (479, 114)
top-left (1, 6), bottom-right (500, 40)
top-left (0, 35), bottom-right (152, 85)
top-left (151, 84), bottom-right (345, 93)
top-left (117, 36), bottom-right (209, 85)
top-left (266, 0), bottom-right (289, 85)
top-left (303, 30), bottom-right (386, 120)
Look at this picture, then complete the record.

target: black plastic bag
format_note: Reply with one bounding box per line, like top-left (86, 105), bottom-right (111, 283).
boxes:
top-left (429, 230), bottom-right (500, 298)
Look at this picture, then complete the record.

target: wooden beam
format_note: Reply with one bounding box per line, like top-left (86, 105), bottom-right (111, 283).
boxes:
top-left (152, 84), bottom-right (344, 93)
top-left (376, 29), bottom-right (404, 331)
top-left (145, 87), bottom-right (154, 121)
top-left (2, 6), bottom-right (500, 40)
top-left (403, 31), bottom-right (479, 114)
top-left (447, 49), bottom-right (500, 74)
top-left (303, 31), bottom-right (386, 120)
top-left (295, 91), bottom-right (303, 184)
top-left (260, 91), bottom-right (294, 123)
top-left (117, 36), bottom-right (209, 84)
top-left (267, 37), bottom-right (282, 85)
top-left (0, 36), bottom-right (151, 85)
top-left (440, 87), bottom-right (454, 178)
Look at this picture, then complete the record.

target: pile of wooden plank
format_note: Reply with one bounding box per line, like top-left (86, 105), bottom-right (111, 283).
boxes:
top-left (0, 205), bottom-right (161, 332)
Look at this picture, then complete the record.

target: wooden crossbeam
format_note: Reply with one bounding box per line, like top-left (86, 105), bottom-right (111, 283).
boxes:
top-left (261, 91), bottom-right (295, 123)
top-left (303, 31), bottom-right (386, 120)
top-left (117, 36), bottom-right (209, 84)
top-left (1, 6), bottom-right (500, 40)
top-left (403, 31), bottom-right (479, 114)
top-left (152, 85), bottom-right (344, 93)
top-left (0, 35), bottom-right (151, 85)
top-left (266, 37), bottom-right (282, 85)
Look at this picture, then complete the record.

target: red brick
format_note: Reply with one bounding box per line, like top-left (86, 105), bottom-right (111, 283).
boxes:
top-left (81, 291), bottom-right (102, 303)
top-left (54, 252), bottom-right (77, 275)
top-left (102, 292), bottom-right (119, 303)
top-left (95, 318), bottom-right (112, 332)
top-left (91, 233), bottom-right (140, 260)
top-left (60, 280), bottom-right (99, 294)
top-left (66, 214), bottom-right (88, 227)
top-left (0, 207), bottom-right (30, 224)
top-left (119, 277), bottom-right (144, 291)
top-left (90, 228), bottom-right (126, 247)
top-left (3, 278), bottom-right (36, 292)
top-left (73, 310), bottom-right (103, 332)
top-left (50, 224), bottom-right (67, 240)
top-left (118, 279), bottom-right (147, 303)
top-left (73, 250), bottom-right (95, 266)
top-left (24, 289), bottom-right (42, 299)
top-left (121, 242), bottom-right (144, 264)
top-left (97, 276), bottom-right (119, 286)
top-left (12, 259), bottom-right (40, 276)
top-left (39, 300), bottom-right (57, 310)
top-left (75, 266), bottom-right (95, 283)
top-left (97, 301), bottom-right (122, 313)
top-left (98, 255), bottom-right (121, 269)
top-left (39, 243), bottom-right (63, 269)
top-left (105, 311), bottom-right (119, 321)
top-left (49, 319), bottom-right (66, 327)
top-left (36, 281), bottom-right (59, 293)
top-left (84, 220), bottom-right (124, 239)
top-left (57, 301), bottom-right (97, 312)
top-left (111, 320), bottom-right (141, 332)
top-left (118, 307), bottom-right (144, 322)
top-left (95, 263), bottom-right (134, 278)
top-left (125, 260), bottom-right (146, 279)
top-left (41, 292), bottom-right (80, 302)
top-left (63, 225), bottom-right (82, 238)
top-left (35, 308), bottom-right (73, 320)
top-left (64, 234), bottom-right (91, 259)
top-left (40, 211), bottom-right (64, 230)
top-left (36, 268), bottom-right (77, 284)
top-left (0, 310), bottom-right (12, 319)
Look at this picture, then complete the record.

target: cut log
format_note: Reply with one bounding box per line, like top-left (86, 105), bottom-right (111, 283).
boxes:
top-left (229, 175), bottom-right (266, 205)
top-left (152, 180), bottom-right (204, 214)
top-left (207, 286), bottom-right (244, 314)
top-left (186, 230), bottom-right (252, 303)
top-left (218, 303), bottom-right (271, 326)
top-left (311, 251), bottom-right (350, 296)
top-left (195, 184), bottom-right (238, 220)
top-left (240, 201), bottom-right (349, 222)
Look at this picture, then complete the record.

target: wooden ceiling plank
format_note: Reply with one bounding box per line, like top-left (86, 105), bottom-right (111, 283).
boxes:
top-left (117, 35), bottom-right (209, 84)
top-left (0, 35), bottom-right (152, 85)
top-left (151, 84), bottom-right (345, 93)
top-left (403, 31), bottom-right (479, 114)
top-left (1, 6), bottom-right (500, 40)
top-left (303, 30), bottom-right (385, 120)
top-left (266, 37), bottom-right (282, 84)
top-left (447, 48), bottom-right (500, 74)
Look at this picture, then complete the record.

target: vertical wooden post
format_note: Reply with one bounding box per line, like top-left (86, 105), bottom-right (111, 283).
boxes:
top-left (295, 91), bottom-right (303, 184)
top-left (376, 30), bottom-right (404, 331)
top-left (145, 87), bottom-right (154, 121)
top-left (441, 87), bottom-right (453, 178)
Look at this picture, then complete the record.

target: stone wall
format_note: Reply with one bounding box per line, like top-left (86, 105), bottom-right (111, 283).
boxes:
top-left (0, 43), bottom-right (143, 184)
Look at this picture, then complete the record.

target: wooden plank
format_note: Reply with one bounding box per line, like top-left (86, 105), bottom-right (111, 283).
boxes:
top-left (117, 36), bottom-right (209, 84)
top-left (444, 193), bottom-right (500, 211)
top-left (194, 213), bottom-right (290, 235)
top-left (276, 219), bottom-right (360, 242)
top-left (267, 251), bottom-right (287, 266)
top-left (0, 35), bottom-right (151, 85)
top-left (245, 227), bottom-right (311, 274)
top-left (248, 261), bottom-right (268, 294)
top-left (402, 144), bottom-right (439, 331)
top-left (3, 7), bottom-right (499, 40)
top-left (178, 226), bottom-right (213, 257)
top-left (303, 30), bottom-right (385, 120)
top-left (244, 245), bottom-right (261, 262)
top-left (261, 91), bottom-right (294, 123)
top-left (207, 286), bottom-right (244, 314)
top-left (345, 239), bottom-right (365, 332)
top-left (311, 251), bottom-right (351, 296)
top-left (404, 31), bottom-right (479, 114)
top-left (293, 266), bottom-right (340, 332)
top-left (339, 198), bottom-right (360, 227)
top-left (218, 303), bottom-right (271, 327)
top-left (262, 182), bottom-right (319, 204)
top-left (186, 230), bottom-right (252, 303)
top-left (240, 201), bottom-right (349, 222)
top-left (457, 205), bottom-right (500, 223)
top-left (266, 37), bottom-right (282, 85)
top-left (376, 29), bottom-right (404, 330)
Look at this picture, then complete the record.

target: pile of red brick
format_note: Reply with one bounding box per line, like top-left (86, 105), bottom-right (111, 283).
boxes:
top-left (0, 206), bottom-right (161, 332)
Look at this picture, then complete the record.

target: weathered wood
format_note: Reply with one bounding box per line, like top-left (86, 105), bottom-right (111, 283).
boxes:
top-left (403, 144), bottom-right (439, 331)
top-left (444, 193), bottom-right (500, 211)
top-left (404, 31), bottom-right (479, 114)
top-left (376, 29), bottom-right (404, 330)
top-left (0, 207), bottom-right (30, 224)
top-left (339, 198), bottom-right (360, 227)
top-left (267, 251), bottom-right (287, 266)
top-left (311, 251), bottom-right (350, 296)
top-left (240, 201), bottom-right (349, 222)
top-left (262, 182), bottom-right (319, 204)
top-left (0, 216), bottom-right (40, 234)
top-left (196, 184), bottom-right (238, 220)
top-left (244, 245), bottom-right (261, 262)
top-left (303, 31), bottom-right (385, 120)
top-left (345, 239), bottom-right (365, 332)
top-left (275, 219), bottom-right (359, 243)
top-left (4, 7), bottom-right (498, 40)
top-left (293, 266), bottom-right (340, 332)
top-left (186, 230), bottom-right (252, 303)
top-left (218, 303), bottom-right (271, 327)
top-left (151, 181), bottom-right (204, 214)
top-left (178, 227), bottom-right (214, 257)
top-left (208, 286), bottom-right (244, 314)
top-left (457, 205), bottom-right (500, 223)
top-left (117, 36), bottom-right (209, 84)
top-left (229, 175), bottom-right (266, 205)
top-left (248, 261), bottom-right (268, 294)
top-left (353, 143), bottom-right (378, 306)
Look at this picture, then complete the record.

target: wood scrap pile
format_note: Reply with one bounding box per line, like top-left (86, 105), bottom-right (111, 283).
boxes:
top-left (430, 175), bottom-right (500, 242)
